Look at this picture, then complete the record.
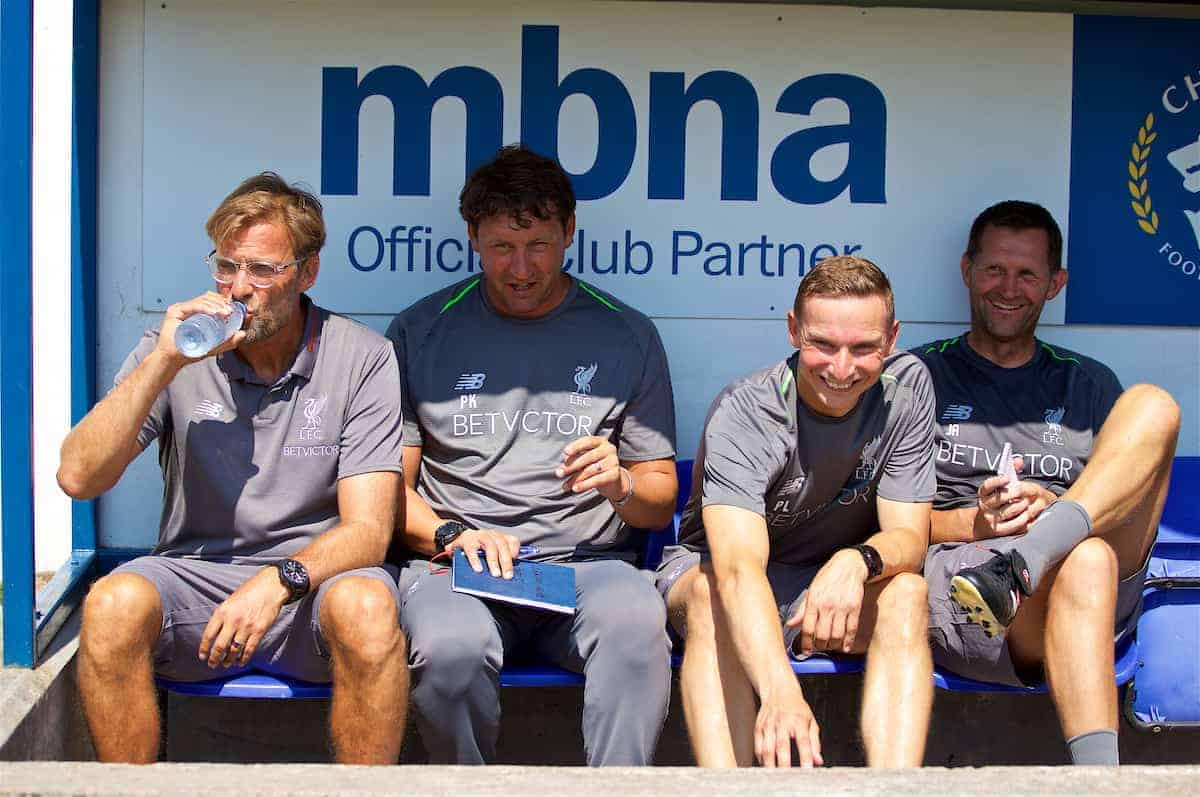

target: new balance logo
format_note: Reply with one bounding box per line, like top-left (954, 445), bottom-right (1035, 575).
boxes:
top-left (193, 400), bottom-right (224, 419)
top-left (454, 373), bottom-right (486, 391)
top-left (941, 404), bottom-right (973, 421)
top-left (778, 476), bottom-right (806, 496)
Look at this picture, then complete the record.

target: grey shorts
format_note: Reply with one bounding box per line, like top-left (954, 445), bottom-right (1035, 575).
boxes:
top-left (925, 540), bottom-right (1149, 687)
top-left (654, 545), bottom-right (821, 653)
top-left (110, 556), bottom-right (401, 683)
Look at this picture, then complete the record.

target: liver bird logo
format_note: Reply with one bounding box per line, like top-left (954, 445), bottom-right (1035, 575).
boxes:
top-left (574, 363), bottom-right (598, 394)
top-left (303, 394), bottom-right (329, 430)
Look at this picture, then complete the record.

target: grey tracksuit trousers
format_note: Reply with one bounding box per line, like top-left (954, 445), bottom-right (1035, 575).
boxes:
top-left (398, 558), bottom-right (672, 765)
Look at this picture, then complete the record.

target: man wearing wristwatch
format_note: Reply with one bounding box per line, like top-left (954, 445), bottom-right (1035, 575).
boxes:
top-left (59, 173), bottom-right (409, 764)
top-left (656, 256), bottom-right (935, 768)
top-left (386, 145), bottom-right (678, 766)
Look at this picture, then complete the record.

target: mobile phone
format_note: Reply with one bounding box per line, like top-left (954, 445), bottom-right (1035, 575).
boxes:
top-left (996, 442), bottom-right (1020, 488)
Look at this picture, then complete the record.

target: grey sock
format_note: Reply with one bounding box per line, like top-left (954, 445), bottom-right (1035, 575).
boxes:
top-left (1012, 499), bottom-right (1092, 591)
top-left (1067, 729), bottom-right (1118, 765)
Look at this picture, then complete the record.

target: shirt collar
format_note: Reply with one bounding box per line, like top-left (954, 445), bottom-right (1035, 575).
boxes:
top-left (218, 295), bottom-right (322, 386)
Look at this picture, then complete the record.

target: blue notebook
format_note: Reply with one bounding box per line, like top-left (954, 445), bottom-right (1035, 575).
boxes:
top-left (450, 549), bottom-right (577, 615)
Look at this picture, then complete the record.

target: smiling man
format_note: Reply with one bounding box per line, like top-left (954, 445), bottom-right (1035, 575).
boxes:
top-left (60, 173), bottom-right (408, 763)
top-left (386, 145), bottom-right (678, 765)
top-left (917, 200), bottom-right (1179, 765)
top-left (656, 256), bottom-right (935, 768)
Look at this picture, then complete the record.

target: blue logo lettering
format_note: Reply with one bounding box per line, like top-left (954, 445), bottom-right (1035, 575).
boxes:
top-left (320, 25), bottom-right (887, 204)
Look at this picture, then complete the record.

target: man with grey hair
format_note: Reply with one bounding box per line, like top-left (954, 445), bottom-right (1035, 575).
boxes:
top-left (60, 172), bottom-right (408, 764)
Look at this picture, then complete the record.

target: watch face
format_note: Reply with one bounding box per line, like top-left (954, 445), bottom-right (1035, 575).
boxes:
top-left (279, 559), bottom-right (309, 593)
top-left (435, 521), bottom-right (468, 549)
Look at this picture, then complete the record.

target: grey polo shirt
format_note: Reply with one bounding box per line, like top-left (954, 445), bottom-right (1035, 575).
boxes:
top-left (386, 276), bottom-right (676, 562)
top-left (114, 297), bottom-right (404, 563)
top-left (677, 351), bottom-right (937, 567)
top-left (915, 335), bottom-right (1124, 510)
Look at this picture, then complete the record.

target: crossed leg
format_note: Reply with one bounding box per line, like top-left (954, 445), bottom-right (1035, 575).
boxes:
top-left (1006, 384), bottom-right (1179, 742)
top-left (669, 565), bottom-right (931, 767)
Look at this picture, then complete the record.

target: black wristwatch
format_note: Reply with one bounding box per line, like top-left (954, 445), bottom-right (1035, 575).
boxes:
top-left (851, 544), bottom-right (884, 580)
top-left (433, 520), bottom-right (469, 551)
top-left (275, 558), bottom-right (310, 603)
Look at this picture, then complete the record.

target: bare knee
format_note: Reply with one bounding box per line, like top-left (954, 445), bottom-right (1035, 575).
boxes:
top-left (677, 570), bottom-right (721, 644)
top-left (1115, 384), bottom-right (1181, 446)
top-left (1054, 538), bottom-right (1118, 611)
top-left (80, 574), bottom-right (161, 662)
top-left (874, 573), bottom-right (928, 644)
top-left (321, 577), bottom-right (404, 667)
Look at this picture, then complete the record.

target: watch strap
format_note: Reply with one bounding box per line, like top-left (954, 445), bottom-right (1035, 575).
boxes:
top-left (275, 558), bottom-right (310, 603)
top-left (433, 520), bottom-right (468, 551)
top-left (852, 544), bottom-right (884, 580)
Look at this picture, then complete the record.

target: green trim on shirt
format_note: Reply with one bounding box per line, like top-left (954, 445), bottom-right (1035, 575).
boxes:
top-left (1040, 342), bottom-right (1081, 365)
top-left (578, 281), bottom-right (622, 312)
top-left (924, 336), bottom-right (960, 355)
top-left (439, 278), bottom-right (481, 313)
top-left (779, 368), bottom-right (794, 395)
top-left (880, 373), bottom-right (898, 383)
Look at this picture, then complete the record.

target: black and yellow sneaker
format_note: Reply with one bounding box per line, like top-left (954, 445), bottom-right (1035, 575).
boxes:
top-left (949, 549), bottom-right (1034, 638)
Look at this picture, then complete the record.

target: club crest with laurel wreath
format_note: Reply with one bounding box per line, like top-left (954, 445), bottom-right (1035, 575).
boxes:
top-left (1067, 17), bottom-right (1200, 324)
top-left (1126, 71), bottom-right (1200, 282)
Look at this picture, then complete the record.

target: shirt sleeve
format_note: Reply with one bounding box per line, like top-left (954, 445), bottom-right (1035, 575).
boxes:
top-left (615, 320), bottom-right (677, 462)
top-left (700, 385), bottom-right (786, 517)
top-left (876, 362), bottom-right (938, 504)
top-left (337, 337), bottom-right (405, 480)
top-left (385, 311), bottom-right (423, 448)
top-left (111, 330), bottom-right (169, 451)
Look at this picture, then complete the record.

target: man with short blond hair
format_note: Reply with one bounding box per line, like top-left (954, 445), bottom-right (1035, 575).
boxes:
top-left (658, 255), bottom-right (935, 768)
top-left (61, 172), bottom-right (408, 764)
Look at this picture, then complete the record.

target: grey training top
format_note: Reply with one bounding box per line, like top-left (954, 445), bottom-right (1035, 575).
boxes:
top-left (677, 351), bottom-right (937, 567)
top-left (387, 276), bottom-right (676, 562)
top-left (115, 297), bottom-right (404, 563)
top-left (915, 335), bottom-right (1124, 510)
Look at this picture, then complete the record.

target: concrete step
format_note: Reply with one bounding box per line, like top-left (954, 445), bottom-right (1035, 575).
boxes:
top-left (3, 762), bottom-right (1200, 796)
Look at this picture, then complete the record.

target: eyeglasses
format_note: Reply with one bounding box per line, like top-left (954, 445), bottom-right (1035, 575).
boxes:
top-left (205, 250), bottom-right (307, 288)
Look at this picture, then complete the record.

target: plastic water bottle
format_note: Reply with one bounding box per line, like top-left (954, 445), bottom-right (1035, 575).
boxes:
top-left (174, 301), bottom-right (246, 358)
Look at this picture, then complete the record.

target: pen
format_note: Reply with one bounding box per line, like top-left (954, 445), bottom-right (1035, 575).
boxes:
top-left (471, 546), bottom-right (541, 557)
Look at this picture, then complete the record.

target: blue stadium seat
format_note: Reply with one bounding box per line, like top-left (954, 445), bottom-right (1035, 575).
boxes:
top-left (1124, 456), bottom-right (1200, 730)
top-left (155, 672), bottom-right (330, 699)
top-left (157, 662), bottom-right (586, 697)
top-left (670, 651), bottom-right (864, 676)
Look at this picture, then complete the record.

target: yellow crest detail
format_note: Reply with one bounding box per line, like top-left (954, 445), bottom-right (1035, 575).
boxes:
top-left (1128, 113), bottom-right (1159, 236)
